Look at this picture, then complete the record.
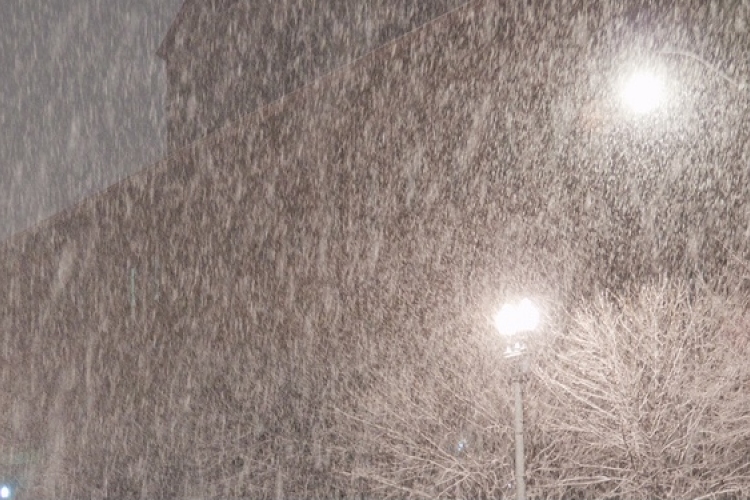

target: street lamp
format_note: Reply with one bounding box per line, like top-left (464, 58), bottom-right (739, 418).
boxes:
top-left (0, 484), bottom-right (12, 499)
top-left (620, 69), bottom-right (665, 114)
top-left (493, 298), bottom-right (540, 500)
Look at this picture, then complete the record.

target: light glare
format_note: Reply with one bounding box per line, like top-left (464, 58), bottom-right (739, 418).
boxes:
top-left (0, 485), bottom-right (10, 499)
top-left (621, 71), bottom-right (664, 114)
top-left (494, 298), bottom-right (540, 337)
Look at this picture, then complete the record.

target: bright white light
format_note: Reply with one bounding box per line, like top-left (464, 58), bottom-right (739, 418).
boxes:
top-left (0, 485), bottom-right (11, 499)
top-left (621, 71), bottom-right (665, 114)
top-left (493, 298), bottom-right (540, 337)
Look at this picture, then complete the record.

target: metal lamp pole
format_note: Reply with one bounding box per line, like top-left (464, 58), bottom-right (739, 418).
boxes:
top-left (494, 299), bottom-right (540, 500)
top-left (511, 355), bottom-right (527, 500)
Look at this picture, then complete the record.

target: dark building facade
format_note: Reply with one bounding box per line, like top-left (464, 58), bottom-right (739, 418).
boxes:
top-left (157, 0), bottom-right (469, 150)
top-left (2, 0), bottom-right (750, 498)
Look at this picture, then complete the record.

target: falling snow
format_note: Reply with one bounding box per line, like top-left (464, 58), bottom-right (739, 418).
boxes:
top-left (1, 1), bottom-right (750, 499)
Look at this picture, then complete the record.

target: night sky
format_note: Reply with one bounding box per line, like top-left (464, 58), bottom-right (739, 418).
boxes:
top-left (0, 0), bottom-right (183, 241)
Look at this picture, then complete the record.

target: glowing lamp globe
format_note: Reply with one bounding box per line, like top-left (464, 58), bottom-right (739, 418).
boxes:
top-left (493, 298), bottom-right (540, 337)
top-left (621, 71), bottom-right (665, 114)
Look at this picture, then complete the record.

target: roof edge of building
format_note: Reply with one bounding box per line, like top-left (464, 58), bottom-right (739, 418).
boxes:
top-left (156, 0), bottom-right (194, 60)
top-left (2, 0), bottom-right (485, 251)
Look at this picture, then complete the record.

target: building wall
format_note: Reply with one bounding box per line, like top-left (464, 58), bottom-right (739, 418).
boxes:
top-left (162, 0), bottom-right (470, 150)
top-left (1, 0), bottom-right (749, 497)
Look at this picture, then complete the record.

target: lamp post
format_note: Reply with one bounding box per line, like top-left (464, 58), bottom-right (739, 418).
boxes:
top-left (494, 298), bottom-right (540, 500)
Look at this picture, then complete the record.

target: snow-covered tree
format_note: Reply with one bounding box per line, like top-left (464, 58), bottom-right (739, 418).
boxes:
top-left (343, 277), bottom-right (750, 499)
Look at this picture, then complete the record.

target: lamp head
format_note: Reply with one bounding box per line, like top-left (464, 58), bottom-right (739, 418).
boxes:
top-left (621, 70), bottom-right (665, 114)
top-left (493, 298), bottom-right (540, 337)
